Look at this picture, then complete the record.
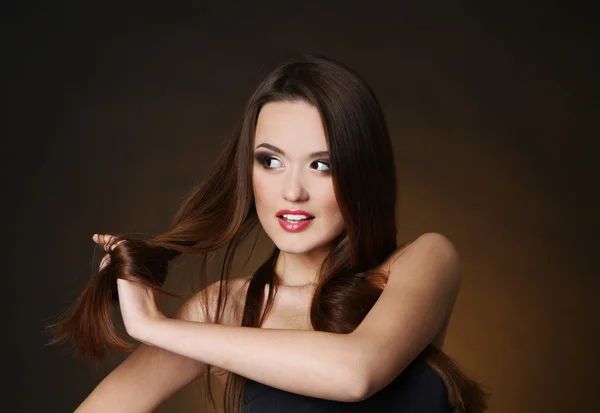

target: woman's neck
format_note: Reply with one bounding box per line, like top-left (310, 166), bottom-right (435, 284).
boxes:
top-left (274, 247), bottom-right (329, 287)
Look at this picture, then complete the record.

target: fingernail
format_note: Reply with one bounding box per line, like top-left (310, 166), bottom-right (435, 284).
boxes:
top-left (92, 234), bottom-right (98, 242)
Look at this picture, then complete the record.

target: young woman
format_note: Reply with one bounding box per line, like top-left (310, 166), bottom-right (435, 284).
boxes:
top-left (52, 55), bottom-right (488, 413)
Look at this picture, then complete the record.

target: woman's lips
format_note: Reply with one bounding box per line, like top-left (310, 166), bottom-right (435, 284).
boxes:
top-left (277, 216), bottom-right (314, 232)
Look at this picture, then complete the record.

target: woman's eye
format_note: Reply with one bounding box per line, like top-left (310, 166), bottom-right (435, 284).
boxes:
top-left (312, 160), bottom-right (331, 172)
top-left (258, 155), bottom-right (282, 169)
top-left (255, 154), bottom-right (330, 172)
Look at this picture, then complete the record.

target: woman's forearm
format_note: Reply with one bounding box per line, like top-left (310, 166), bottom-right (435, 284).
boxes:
top-left (135, 318), bottom-right (367, 401)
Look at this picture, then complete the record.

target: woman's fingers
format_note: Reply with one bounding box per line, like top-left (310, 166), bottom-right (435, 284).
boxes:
top-left (99, 254), bottom-right (111, 271)
top-left (93, 233), bottom-right (115, 250)
top-left (92, 233), bottom-right (126, 252)
top-left (93, 233), bottom-right (127, 271)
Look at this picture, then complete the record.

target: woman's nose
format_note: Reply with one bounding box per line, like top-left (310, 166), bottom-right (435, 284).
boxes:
top-left (281, 169), bottom-right (309, 202)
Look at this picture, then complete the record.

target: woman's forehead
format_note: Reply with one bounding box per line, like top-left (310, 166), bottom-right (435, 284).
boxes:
top-left (254, 101), bottom-right (328, 154)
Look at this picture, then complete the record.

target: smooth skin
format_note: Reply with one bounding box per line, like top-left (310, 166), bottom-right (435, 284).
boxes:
top-left (93, 231), bottom-right (459, 405)
top-left (75, 101), bottom-right (461, 412)
top-left (75, 236), bottom-right (209, 413)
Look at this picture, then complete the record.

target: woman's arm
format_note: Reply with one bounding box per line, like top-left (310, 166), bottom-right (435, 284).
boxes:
top-left (136, 318), bottom-right (362, 402)
top-left (125, 232), bottom-right (461, 403)
top-left (74, 283), bottom-right (219, 413)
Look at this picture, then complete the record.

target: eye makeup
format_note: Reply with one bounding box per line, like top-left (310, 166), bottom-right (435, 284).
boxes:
top-left (254, 152), bottom-right (280, 169)
top-left (253, 151), bottom-right (331, 172)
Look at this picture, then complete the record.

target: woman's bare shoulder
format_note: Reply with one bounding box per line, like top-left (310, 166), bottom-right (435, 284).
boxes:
top-left (188, 277), bottom-right (253, 384)
top-left (377, 238), bottom-right (416, 274)
top-left (379, 232), bottom-right (454, 273)
top-left (180, 276), bottom-right (252, 326)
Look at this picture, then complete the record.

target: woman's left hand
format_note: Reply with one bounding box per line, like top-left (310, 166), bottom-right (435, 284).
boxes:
top-left (93, 233), bottom-right (167, 342)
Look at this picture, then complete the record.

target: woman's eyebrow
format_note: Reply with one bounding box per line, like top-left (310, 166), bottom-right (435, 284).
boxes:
top-left (255, 143), bottom-right (329, 158)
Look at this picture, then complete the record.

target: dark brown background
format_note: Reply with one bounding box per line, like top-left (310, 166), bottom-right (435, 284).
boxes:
top-left (6, 2), bottom-right (598, 412)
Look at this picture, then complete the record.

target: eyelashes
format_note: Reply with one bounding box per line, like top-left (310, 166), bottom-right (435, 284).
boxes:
top-left (255, 154), bottom-right (280, 169)
top-left (254, 153), bottom-right (331, 173)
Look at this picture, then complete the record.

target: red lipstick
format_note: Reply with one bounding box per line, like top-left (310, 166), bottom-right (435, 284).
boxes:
top-left (276, 209), bottom-right (314, 217)
top-left (276, 209), bottom-right (315, 232)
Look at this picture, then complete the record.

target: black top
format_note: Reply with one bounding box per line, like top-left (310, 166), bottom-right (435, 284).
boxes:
top-left (243, 357), bottom-right (451, 413)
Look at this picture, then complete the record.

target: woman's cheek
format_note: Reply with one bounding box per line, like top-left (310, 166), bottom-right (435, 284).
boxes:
top-left (252, 174), bottom-right (270, 211)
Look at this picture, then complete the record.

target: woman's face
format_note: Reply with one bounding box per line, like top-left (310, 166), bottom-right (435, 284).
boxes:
top-left (252, 100), bottom-right (345, 255)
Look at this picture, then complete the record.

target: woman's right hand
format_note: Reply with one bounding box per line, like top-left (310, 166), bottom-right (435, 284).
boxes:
top-left (93, 233), bottom-right (124, 271)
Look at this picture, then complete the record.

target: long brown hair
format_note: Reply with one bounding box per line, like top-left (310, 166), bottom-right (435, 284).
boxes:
top-left (50, 55), bottom-right (488, 412)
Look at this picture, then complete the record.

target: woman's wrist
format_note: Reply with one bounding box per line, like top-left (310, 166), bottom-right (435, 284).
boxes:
top-left (128, 314), bottom-right (169, 346)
